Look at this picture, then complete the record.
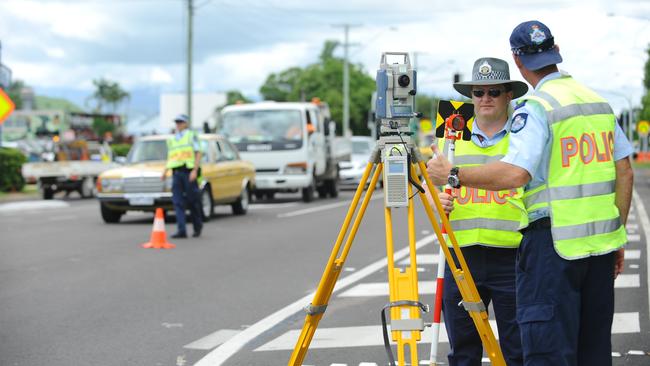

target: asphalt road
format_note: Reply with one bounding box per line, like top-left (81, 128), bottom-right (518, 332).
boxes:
top-left (0, 176), bottom-right (648, 366)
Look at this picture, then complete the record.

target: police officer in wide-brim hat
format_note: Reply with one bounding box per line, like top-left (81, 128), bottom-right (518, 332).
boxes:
top-left (453, 57), bottom-right (528, 99)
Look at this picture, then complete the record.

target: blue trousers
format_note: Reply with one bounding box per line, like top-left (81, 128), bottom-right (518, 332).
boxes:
top-left (516, 228), bottom-right (615, 366)
top-left (443, 245), bottom-right (523, 366)
top-left (171, 169), bottom-right (203, 234)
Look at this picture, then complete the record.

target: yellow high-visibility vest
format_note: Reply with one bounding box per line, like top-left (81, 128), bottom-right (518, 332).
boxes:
top-left (439, 136), bottom-right (525, 248)
top-left (521, 75), bottom-right (627, 259)
top-left (166, 130), bottom-right (197, 169)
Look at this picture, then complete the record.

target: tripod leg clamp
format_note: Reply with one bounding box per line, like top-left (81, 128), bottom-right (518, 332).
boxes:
top-left (460, 300), bottom-right (486, 313)
top-left (304, 303), bottom-right (328, 315)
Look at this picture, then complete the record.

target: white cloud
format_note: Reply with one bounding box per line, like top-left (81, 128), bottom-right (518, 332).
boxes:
top-left (150, 67), bottom-right (173, 85)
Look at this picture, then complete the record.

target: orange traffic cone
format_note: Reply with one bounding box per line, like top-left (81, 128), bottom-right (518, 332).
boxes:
top-left (142, 208), bottom-right (176, 249)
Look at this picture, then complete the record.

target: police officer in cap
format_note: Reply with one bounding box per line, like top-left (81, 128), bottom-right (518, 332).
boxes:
top-left (427, 20), bottom-right (634, 366)
top-left (162, 114), bottom-right (203, 238)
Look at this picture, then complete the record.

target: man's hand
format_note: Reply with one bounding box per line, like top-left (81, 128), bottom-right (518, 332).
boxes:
top-left (437, 191), bottom-right (455, 214)
top-left (161, 169), bottom-right (168, 181)
top-left (426, 144), bottom-right (452, 186)
top-left (189, 169), bottom-right (198, 182)
top-left (614, 248), bottom-right (625, 279)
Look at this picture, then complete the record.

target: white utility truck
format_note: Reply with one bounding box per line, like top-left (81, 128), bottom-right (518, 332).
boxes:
top-left (220, 101), bottom-right (351, 202)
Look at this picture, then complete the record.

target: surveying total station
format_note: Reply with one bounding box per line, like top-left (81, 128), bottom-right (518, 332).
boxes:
top-left (288, 52), bottom-right (506, 366)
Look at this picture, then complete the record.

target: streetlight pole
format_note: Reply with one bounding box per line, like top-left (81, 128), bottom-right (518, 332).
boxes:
top-left (333, 23), bottom-right (361, 137)
top-left (186, 0), bottom-right (194, 128)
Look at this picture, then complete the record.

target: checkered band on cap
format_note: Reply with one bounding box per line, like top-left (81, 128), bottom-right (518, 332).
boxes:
top-left (473, 70), bottom-right (508, 81)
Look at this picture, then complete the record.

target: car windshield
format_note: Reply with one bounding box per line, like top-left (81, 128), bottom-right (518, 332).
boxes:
top-left (221, 109), bottom-right (303, 143)
top-left (127, 140), bottom-right (167, 163)
top-left (352, 140), bottom-right (372, 155)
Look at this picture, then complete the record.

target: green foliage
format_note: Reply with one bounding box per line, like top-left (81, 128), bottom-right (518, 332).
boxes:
top-left (110, 143), bottom-right (132, 157)
top-left (89, 78), bottom-right (130, 113)
top-left (35, 95), bottom-right (83, 112)
top-left (226, 90), bottom-right (251, 105)
top-left (259, 41), bottom-right (376, 135)
top-left (92, 116), bottom-right (116, 138)
top-left (0, 147), bottom-right (26, 192)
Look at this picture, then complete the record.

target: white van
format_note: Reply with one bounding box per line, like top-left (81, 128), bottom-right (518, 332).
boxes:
top-left (220, 101), bottom-right (350, 202)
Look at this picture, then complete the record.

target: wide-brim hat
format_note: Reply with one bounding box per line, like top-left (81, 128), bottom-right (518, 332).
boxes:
top-left (453, 57), bottom-right (528, 99)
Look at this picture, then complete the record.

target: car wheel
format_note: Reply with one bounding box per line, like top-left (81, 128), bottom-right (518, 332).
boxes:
top-left (42, 186), bottom-right (54, 200)
top-left (201, 186), bottom-right (213, 222)
top-left (100, 202), bottom-right (122, 223)
top-left (80, 177), bottom-right (95, 198)
top-left (325, 178), bottom-right (338, 198)
top-left (317, 185), bottom-right (328, 199)
top-left (232, 185), bottom-right (250, 215)
top-left (302, 176), bottom-right (316, 203)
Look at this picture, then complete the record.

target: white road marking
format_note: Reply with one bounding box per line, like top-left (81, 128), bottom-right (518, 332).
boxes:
top-left (255, 321), bottom-right (499, 351)
top-left (184, 329), bottom-right (241, 350)
top-left (626, 223), bottom-right (638, 230)
top-left (398, 254), bottom-right (439, 265)
top-left (615, 274), bottom-right (640, 288)
top-left (625, 250), bottom-right (641, 260)
top-left (339, 273), bottom-right (637, 297)
top-left (627, 350), bottom-right (646, 355)
top-left (256, 312), bottom-right (640, 352)
top-left (627, 234), bottom-right (641, 242)
top-left (249, 202), bottom-right (299, 210)
top-left (339, 281), bottom-right (437, 297)
top-left (612, 312), bottom-right (640, 333)
top-left (0, 200), bottom-right (70, 212)
top-left (193, 235), bottom-right (436, 366)
top-left (277, 195), bottom-right (383, 218)
top-left (632, 188), bottom-right (650, 323)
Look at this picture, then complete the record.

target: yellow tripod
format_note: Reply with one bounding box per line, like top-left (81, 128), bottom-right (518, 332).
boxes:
top-left (288, 139), bottom-right (505, 366)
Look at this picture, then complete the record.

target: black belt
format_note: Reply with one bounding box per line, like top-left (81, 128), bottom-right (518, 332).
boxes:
top-left (172, 165), bottom-right (190, 172)
top-left (520, 217), bottom-right (551, 234)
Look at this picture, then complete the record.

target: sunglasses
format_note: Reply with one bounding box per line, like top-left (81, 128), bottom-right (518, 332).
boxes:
top-left (472, 89), bottom-right (505, 98)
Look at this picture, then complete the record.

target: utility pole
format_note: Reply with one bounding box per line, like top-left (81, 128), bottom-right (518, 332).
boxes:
top-left (333, 24), bottom-right (361, 137)
top-left (186, 0), bottom-right (194, 128)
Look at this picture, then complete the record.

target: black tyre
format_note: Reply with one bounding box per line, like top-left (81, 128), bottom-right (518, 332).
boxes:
top-left (325, 178), bottom-right (339, 198)
top-left (264, 191), bottom-right (275, 200)
top-left (317, 185), bottom-right (328, 199)
top-left (100, 202), bottom-right (122, 223)
top-left (302, 177), bottom-right (316, 202)
top-left (42, 187), bottom-right (54, 200)
top-left (201, 186), bottom-right (213, 222)
top-left (232, 185), bottom-right (250, 215)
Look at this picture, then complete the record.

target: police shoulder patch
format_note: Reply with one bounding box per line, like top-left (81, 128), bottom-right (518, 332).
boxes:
top-left (510, 113), bottom-right (528, 134)
top-left (514, 100), bottom-right (527, 111)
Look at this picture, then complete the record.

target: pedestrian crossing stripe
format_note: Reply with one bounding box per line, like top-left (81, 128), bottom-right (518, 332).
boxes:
top-left (255, 312), bottom-right (639, 352)
top-left (339, 274), bottom-right (640, 298)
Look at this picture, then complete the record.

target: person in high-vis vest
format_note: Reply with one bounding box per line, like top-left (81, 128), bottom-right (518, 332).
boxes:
top-left (162, 114), bottom-right (203, 238)
top-left (426, 57), bottom-right (528, 366)
top-left (426, 21), bottom-right (634, 366)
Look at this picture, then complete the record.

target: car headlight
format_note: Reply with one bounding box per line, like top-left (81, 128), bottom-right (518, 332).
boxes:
top-left (101, 178), bottom-right (124, 192)
top-left (284, 162), bottom-right (307, 175)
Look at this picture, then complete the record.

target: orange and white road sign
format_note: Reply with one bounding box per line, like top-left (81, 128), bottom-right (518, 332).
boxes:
top-left (0, 88), bottom-right (15, 125)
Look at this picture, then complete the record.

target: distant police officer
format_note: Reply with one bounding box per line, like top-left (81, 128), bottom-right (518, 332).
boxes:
top-left (427, 20), bottom-right (634, 366)
top-left (162, 114), bottom-right (203, 238)
top-left (428, 57), bottom-right (527, 366)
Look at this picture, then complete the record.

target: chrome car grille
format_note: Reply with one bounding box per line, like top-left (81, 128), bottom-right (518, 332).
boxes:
top-left (124, 177), bottom-right (164, 193)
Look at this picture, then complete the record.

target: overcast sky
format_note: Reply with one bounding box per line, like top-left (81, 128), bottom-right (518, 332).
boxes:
top-left (1, 0), bottom-right (649, 115)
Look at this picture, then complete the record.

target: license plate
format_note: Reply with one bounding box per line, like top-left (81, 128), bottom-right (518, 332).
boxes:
top-left (129, 196), bottom-right (154, 206)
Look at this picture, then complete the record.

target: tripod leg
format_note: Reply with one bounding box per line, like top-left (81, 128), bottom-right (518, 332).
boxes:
top-left (288, 163), bottom-right (383, 366)
top-left (411, 162), bottom-right (506, 366)
top-left (384, 182), bottom-right (424, 366)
